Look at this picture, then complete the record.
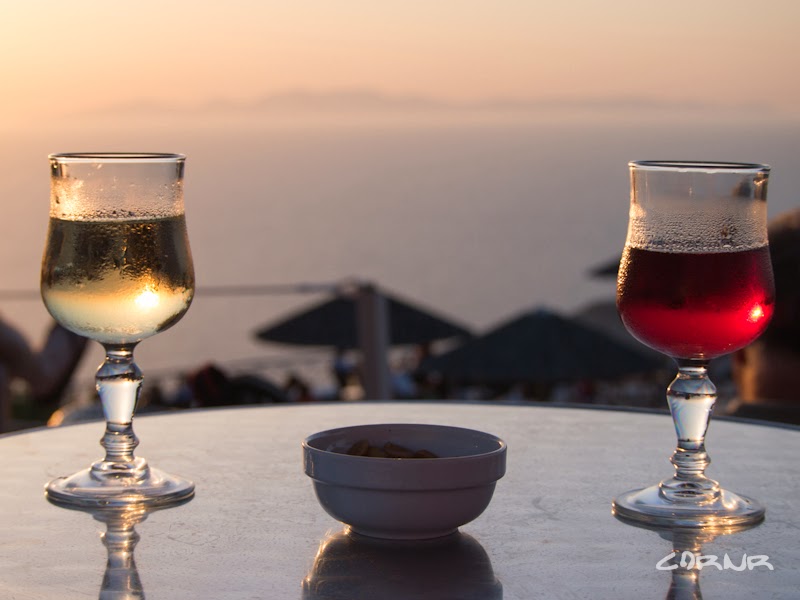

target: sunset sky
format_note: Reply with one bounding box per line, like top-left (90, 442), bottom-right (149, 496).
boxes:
top-left (2, 1), bottom-right (799, 127)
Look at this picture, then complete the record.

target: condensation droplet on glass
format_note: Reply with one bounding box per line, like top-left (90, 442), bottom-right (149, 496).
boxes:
top-left (720, 223), bottom-right (737, 247)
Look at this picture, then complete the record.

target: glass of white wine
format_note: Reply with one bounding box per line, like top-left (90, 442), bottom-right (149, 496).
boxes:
top-left (42, 153), bottom-right (195, 508)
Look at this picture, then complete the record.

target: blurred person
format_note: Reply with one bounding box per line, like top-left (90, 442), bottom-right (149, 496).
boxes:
top-left (0, 319), bottom-right (88, 431)
top-left (185, 363), bottom-right (288, 406)
top-left (729, 208), bottom-right (800, 425)
top-left (332, 348), bottom-right (356, 391)
top-left (284, 372), bottom-right (314, 402)
top-left (331, 348), bottom-right (363, 401)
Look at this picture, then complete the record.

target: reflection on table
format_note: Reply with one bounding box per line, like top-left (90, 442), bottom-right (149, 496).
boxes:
top-left (49, 497), bottom-right (193, 600)
top-left (616, 515), bottom-right (763, 600)
top-left (303, 529), bottom-right (502, 600)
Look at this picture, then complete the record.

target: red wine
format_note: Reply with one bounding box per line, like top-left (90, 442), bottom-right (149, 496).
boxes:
top-left (617, 246), bottom-right (774, 359)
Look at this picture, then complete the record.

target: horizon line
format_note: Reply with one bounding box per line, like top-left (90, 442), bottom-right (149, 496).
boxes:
top-left (72, 88), bottom-right (786, 119)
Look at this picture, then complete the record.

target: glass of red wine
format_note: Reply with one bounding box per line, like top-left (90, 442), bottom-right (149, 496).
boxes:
top-left (614, 160), bottom-right (774, 527)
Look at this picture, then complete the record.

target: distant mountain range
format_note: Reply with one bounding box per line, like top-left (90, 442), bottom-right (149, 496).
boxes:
top-left (85, 89), bottom-right (775, 118)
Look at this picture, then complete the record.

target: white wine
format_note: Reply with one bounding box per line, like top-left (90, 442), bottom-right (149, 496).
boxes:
top-left (43, 153), bottom-right (196, 509)
top-left (41, 215), bottom-right (194, 345)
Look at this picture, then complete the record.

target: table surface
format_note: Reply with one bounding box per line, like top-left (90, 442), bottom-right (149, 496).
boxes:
top-left (1, 401), bottom-right (798, 599)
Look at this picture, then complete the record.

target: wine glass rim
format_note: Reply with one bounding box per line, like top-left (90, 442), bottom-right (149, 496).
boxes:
top-left (630, 160), bottom-right (770, 172)
top-left (49, 152), bottom-right (185, 162)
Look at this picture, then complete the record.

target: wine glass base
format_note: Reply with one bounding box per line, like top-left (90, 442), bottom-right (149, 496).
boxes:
top-left (46, 465), bottom-right (195, 509)
top-left (612, 484), bottom-right (765, 528)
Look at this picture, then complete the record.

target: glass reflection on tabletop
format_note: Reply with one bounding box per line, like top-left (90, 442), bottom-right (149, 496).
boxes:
top-left (49, 497), bottom-right (192, 599)
top-left (303, 529), bottom-right (502, 600)
top-left (615, 515), bottom-right (762, 600)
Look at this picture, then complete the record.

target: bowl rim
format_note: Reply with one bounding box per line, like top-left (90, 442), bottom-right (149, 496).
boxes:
top-left (302, 422), bottom-right (507, 461)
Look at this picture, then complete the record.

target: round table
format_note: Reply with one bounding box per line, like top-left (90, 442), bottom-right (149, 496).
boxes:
top-left (1, 401), bottom-right (798, 599)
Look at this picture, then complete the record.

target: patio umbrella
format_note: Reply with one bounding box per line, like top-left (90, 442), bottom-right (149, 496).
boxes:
top-left (254, 287), bottom-right (472, 349)
top-left (417, 307), bottom-right (665, 386)
top-left (589, 255), bottom-right (622, 278)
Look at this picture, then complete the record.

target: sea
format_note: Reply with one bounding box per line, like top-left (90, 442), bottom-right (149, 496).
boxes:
top-left (2, 109), bottom-right (799, 394)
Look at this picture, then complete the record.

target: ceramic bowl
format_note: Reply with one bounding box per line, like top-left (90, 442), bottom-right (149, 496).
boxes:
top-left (302, 423), bottom-right (507, 539)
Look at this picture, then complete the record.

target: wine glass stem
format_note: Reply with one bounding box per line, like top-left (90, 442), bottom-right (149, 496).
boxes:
top-left (97, 344), bottom-right (142, 466)
top-left (662, 360), bottom-right (720, 502)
